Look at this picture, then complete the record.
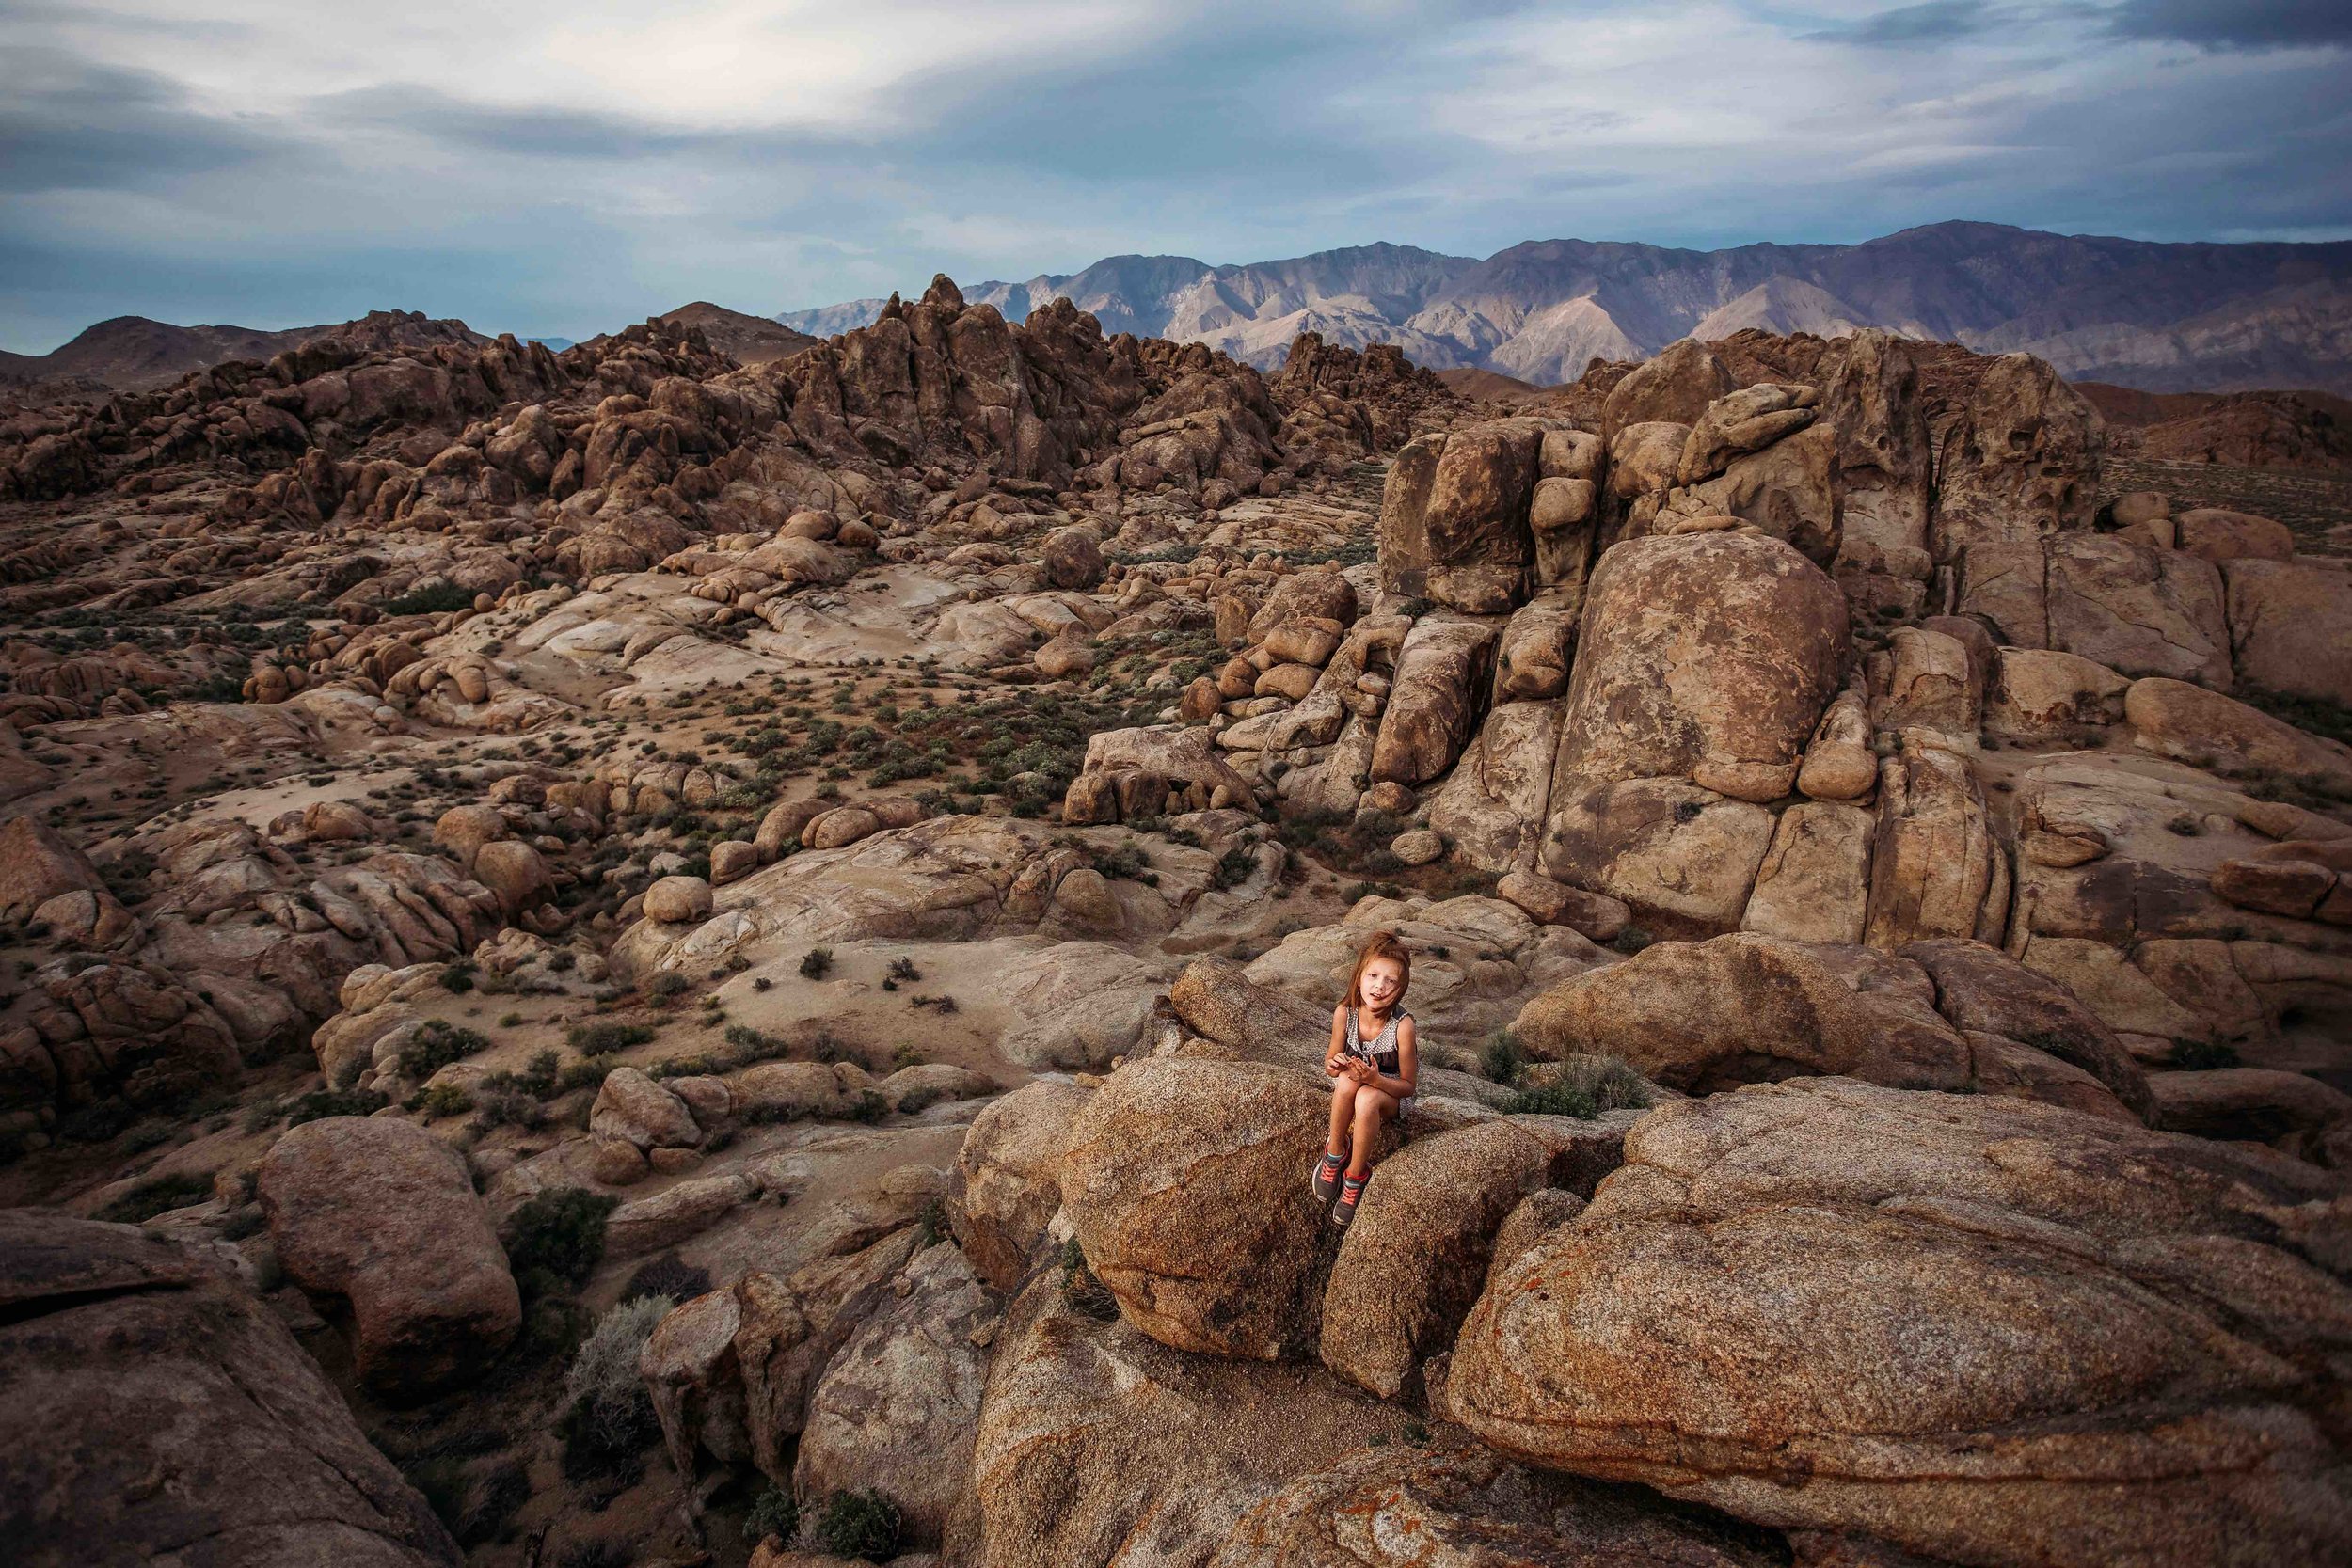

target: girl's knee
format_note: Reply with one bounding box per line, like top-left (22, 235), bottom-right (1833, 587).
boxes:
top-left (1351, 1090), bottom-right (1391, 1125)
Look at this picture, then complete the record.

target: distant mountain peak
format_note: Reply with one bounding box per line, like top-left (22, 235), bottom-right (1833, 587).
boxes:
top-left (771, 224), bottom-right (2352, 394)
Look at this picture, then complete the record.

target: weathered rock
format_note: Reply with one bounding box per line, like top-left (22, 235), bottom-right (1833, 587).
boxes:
top-left (795, 1243), bottom-right (997, 1545)
top-left (1443, 1077), bottom-right (2352, 1568)
top-left (1540, 777), bottom-right (1776, 928)
top-left (1513, 934), bottom-right (1970, 1095)
top-left (1545, 531), bottom-right (1848, 802)
top-left (1899, 938), bottom-right (2153, 1120)
top-left (954, 1078), bottom-right (1096, 1291)
top-left (2172, 507), bottom-right (2294, 564)
top-left (1209, 1440), bottom-right (1786, 1568)
top-left (0, 815), bottom-right (103, 923)
top-left (2147, 1067), bottom-right (2352, 1166)
top-left (0, 1211), bottom-right (462, 1568)
top-left (968, 1274), bottom-right (1388, 1568)
top-left (1600, 339), bottom-right (1734, 440)
top-left (2224, 558), bottom-right (2352, 705)
top-left (1377, 420), bottom-right (1547, 612)
top-left (1426, 702), bottom-right (1562, 874)
top-left (644, 874), bottom-right (715, 924)
top-left (1368, 616), bottom-right (1500, 787)
top-left (591, 1066), bottom-right (702, 1149)
top-left (1863, 739), bottom-right (2009, 949)
top-left (1041, 524), bottom-right (1106, 590)
top-left (1822, 328), bottom-right (1933, 603)
top-left (1988, 646), bottom-right (2132, 740)
top-left (1932, 352), bottom-right (2104, 558)
top-left (1875, 626), bottom-right (1980, 736)
top-left (1740, 800), bottom-right (1873, 945)
top-left (1320, 1119), bottom-right (1552, 1400)
top-left (2127, 678), bottom-right (2352, 788)
top-left (1058, 1055), bottom-right (1330, 1359)
top-left (1496, 869), bottom-right (1629, 942)
top-left (258, 1117), bottom-right (520, 1400)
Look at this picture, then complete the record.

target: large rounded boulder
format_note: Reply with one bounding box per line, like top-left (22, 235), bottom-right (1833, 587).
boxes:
top-left (1442, 1077), bottom-right (2352, 1568)
top-left (1057, 1055), bottom-right (1330, 1360)
top-left (258, 1116), bottom-right (521, 1400)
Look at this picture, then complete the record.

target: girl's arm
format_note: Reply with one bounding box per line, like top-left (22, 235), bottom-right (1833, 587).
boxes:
top-left (1326, 1006), bottom-right (1348, 1076)
top-left (1371, 1018), bottom-right (1418, 1099)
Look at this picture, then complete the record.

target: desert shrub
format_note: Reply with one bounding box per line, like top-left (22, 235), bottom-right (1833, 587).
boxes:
top-left (895, 1085), bottom-right (944, 1117)
top-left (1480, 1030), bottom-right (1529, 1085)
top-left (383, 581), bottom-right (477, 616)
top-left (1058, 1237), bottom-right (1119, 1321)
top-left (1503, 1082), bottom-right (1598, 1118)
top-left (1210, 846), bottom-right (1255, 890)
top-left (439, 960), bottom-right (478, 993)
top-left (567, 1022), bottom-right (654, 1053)
top-left (97, 1171), bottom-right (214, 1224)
top-left (1505, 1053), bottom-right (1652, 1117)
top-left (412, 1083), bottom-right (475, 1120)
top-left (505, 1188), bottom-right (619, 1293)
top-left (560, 1293), bottom-right (673, 1481)
top-left (814, 1489), bottom-right (902, 1561)
top-left (556, 1543), bottom-right (631, 1568)
top-left (800, 946), bottom-right (834, 979)
top-left (1610, 926), bottom-right (1654, 956)
top-left (744, 1485), bottom-right (801, 1545)
top-left (557, 1055), bottom-right (619, 1093)
top-left (397, 1021), bottom-right (489, 1080)
top-left (621, 1252), bottom-right (712, 1305)
top-left (1560, 1053), bottom-right (1653, 1113)
top-left (401, 1455), bottom-right (471, 1535)
top-left (849, 1089), bottom-right (889, 1124)
top-left (55, 1101), bottom-right (136, 1143)
top-left (886, 956), bottom-right (921, 982)
top-left (283, 1087), bottom-right (388, 1127)
top-left (914, 1196), bottom-right (950, 1248)
top-left (459, 1459), bottom-right (530, 1546)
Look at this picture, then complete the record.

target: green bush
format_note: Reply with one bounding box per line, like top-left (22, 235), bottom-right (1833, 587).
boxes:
top-left (621, 1252), bottom-right (712, 1305)
top-left (397, 1021), bottom-right (489, 1080)
top-left (505, 1188), bottom-right (619, 1291)
top-left (283, 1087), bottom-right (389, 1127)
top-left (800, 946), bottom-right (834, 979)
top-left (744, 1484), bottom-right (801, 1545)
top-left (1480, 1030), bottom-right (1529, 1086)
top-left (1503, 1082), bottom-right (1597, 1118)
top-left (849, 1089), bottom-right (889, 1124)
top-left (1610, 926), bottom-right (1654, 956)
top-left (814, 1489), bottom-right (902, 1561)
top-left (1504, 1054), bottom-right (1653, 1118)
top-left (439, 960), bottom-right (478, 993)
top-left (567, 1022), bottom-right (654, 1053)
top-left (383, 582), bottom-right (478, 616)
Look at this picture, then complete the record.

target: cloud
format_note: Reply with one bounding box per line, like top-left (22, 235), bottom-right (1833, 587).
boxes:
top-left (1804, 2), bottom-right (2005, 47)
top-left (2107, 0), bottom-right (2352, 50)
top-left (0, 0), bottom-right (2346, 352)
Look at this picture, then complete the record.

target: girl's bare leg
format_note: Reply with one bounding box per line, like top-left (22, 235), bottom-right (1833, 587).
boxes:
top-left (1346, 1088), bottom-right (1396, 1179)
top-left (1326, 1079), bottom-right (1360, 1157)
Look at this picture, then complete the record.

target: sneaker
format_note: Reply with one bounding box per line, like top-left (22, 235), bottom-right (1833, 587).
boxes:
top-left (1311, 1152), bottom-right (1346, 1204)
top-left (1331, 1173), bottom-right (1367, 1229)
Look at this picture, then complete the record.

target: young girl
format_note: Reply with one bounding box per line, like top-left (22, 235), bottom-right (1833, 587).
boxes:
top-left (1312, 930), bottom-right (1418, 1228)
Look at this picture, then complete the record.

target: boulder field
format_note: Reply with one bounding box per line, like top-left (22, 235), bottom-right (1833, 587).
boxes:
top-left (2, 302), bottom-right (2348, 1564)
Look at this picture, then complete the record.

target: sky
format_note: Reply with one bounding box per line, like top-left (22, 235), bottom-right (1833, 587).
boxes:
top-left (3, 0), bottom-right (2349, 352)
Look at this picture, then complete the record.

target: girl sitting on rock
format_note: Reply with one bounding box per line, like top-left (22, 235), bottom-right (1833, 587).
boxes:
top-left (1312, 929), bottom-right (1418, 1228)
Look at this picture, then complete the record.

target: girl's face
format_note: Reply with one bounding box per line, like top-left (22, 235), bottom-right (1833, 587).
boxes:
top-left (1359, 957), bottom-right (1405, 1010)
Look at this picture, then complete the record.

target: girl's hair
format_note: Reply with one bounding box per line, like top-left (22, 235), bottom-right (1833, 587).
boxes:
top-left (1346, 930), bottom-right (1411, 1010)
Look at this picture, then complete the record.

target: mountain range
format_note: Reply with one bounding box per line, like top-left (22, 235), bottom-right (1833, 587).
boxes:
top-left (776, 222), bottom-right (2352, 395)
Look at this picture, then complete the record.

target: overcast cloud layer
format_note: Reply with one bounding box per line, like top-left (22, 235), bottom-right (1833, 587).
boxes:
top-left (3, 0), bottom-right (2349, 351)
